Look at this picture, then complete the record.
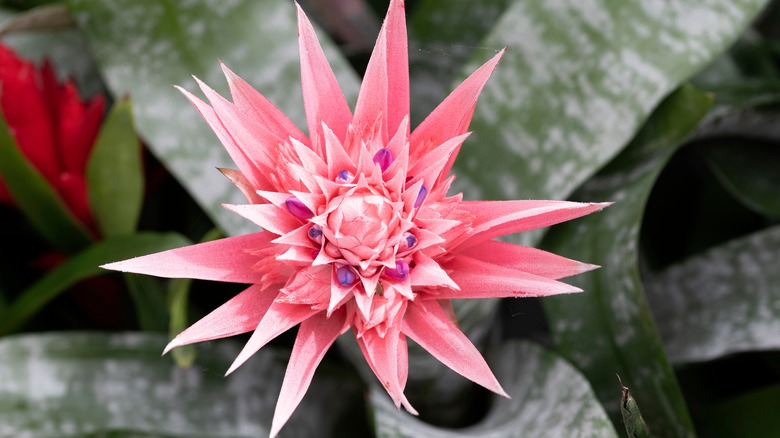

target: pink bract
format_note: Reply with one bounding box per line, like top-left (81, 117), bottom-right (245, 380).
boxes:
top-left (103, 1), bottom-right (608, 436)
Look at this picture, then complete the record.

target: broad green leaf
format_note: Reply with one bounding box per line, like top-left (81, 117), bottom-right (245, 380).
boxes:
top-left (68, 0), bottom-right (360, 237)
top-left (541, 85), bottom-right (713, 437)
top-left (645, 225), bottom-right (780, 364)
top-left (0, 109), bottom-right (93, 253)
top-left (0, 332), bottom-right (364, 437)
top-left (371, 340), bottom-right (618, 437)
top-left (0, 232), bottom-right (189, 335)
top-left (86, 98), bottom-right (144, 237)
top-left (407, 0), bottom-right (511, 125)
top-left (453, 0), bottom-right (768, 214)
top-left (700, 140), bottom-right (780, 219)
top-left (125, 273), bottom-right (169, 333)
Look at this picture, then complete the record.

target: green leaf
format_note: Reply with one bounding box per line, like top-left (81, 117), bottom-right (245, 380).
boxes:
top-left (0, 332), bottom-right (365, 437)
top-left (620, 379), bottom-right (651, 438)
top-left (645, 225), bottom-right (780, 364)
top-left (453, 0), bottom-right (768, 216)
top-left (699, 140), bottom-right (780, 219)
top-left (67, 0), bottom-right (360, 237)
top-left (86, 98), bottom-right (144, 237)
top-left (124, 274), bottom-right (169, 333)
top-left (541, 84), bottom-right (713, 437)
top-left (0, 232), bottom-right (190, 335)
top-left (407, 0), bottom-right (512, 125)
top-left (0, 109), bottom-right (94, 253)
top-left (166, 277), bottom-right (196, 367)
top-left (371, 340), bottom-right (618, 437)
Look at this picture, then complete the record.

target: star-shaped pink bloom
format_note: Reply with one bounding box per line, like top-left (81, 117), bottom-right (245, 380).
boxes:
top-left (104, 1), bottom-right (609, 435)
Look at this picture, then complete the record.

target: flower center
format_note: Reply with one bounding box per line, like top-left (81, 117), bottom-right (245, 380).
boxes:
top-left (325, 192), bottom-right (399, 265)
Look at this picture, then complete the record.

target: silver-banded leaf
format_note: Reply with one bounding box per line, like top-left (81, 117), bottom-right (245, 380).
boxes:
top-left (68, 0), bottom-right (360, 237)
top-left (86, 98), bottom-right (144, 237)
top-left (645, 225), bottom-right (780, 364)
top-left (407, 0), bottom-right (511, 125)
top-left (371, 340), bottom-right (618, 437)
top-left (541, 84), bottom-right (713, 437)
top-left (455, 0), bottom-right (769, 213)
top-left (0, 332), bottom-right (362, 437)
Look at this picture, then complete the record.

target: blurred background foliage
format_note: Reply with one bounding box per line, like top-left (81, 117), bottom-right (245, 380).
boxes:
top-left (0, 0), bottom-right (779, 436)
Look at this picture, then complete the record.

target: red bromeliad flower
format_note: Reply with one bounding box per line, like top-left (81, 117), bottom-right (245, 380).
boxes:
top-left (0, 44), bottom-right (105, 229)
top-left (105, 1), bottom-right (608, 435)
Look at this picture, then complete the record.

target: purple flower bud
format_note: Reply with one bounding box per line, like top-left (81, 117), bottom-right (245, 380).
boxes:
top-left (414, 185), bottom-right (427, 208)
top-left (384, 260), bottom-right (410, 281)
top-left (285, 196), bottom-right (313, 220)
top-left (308, 226), bottom-right (323, 243)
top-left (336, 265), bottom-right (357, 286)
top-left (336, 169), bottom-right (354, 183)
top-left (401, 232), bottom-right (417, 251)
top-left (373, 148), bottom-right (393, 172)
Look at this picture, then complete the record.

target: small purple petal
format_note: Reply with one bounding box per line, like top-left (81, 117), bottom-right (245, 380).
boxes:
top-left (414, 185), bottom-right (427, 208)
top-left (308, 226), bottom-right (323, 243)
top-left (336, 265), bottom-right (357, 286)
top-left (401, 232), bottom-right (417, 251)
top-left (385, 260), bottom-right (410, 281)
top-left (285, 196), bottom-right (313, 220)
top-left (336, 169), bottom-right (354, 183)
top-left (373, 148), bottom-right (393, 172)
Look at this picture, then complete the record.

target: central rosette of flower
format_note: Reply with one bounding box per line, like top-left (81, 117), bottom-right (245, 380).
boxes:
top-left (323, 190), bottom-right (402, 268)
top-left (299, 146), bottom-right (422, 304)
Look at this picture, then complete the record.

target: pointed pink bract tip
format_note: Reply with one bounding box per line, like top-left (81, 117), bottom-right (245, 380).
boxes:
top-left (162, 339), bottom-right (179, 356)
top-left (100, 260), bottom-right (126, 272)
top-left (580, 263), bottom-right (602, 274)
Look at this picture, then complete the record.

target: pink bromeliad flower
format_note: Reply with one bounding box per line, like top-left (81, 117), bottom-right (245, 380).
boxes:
top-left (105, 0), bottom-right (608, 435)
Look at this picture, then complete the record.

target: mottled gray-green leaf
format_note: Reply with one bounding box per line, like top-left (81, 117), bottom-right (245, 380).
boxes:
top-left (645, 225), bottom-right (780, 363)
top-left (67, 0), bottom-right (360, 236)
top-left (372, 340), bottom-right (618, 438)
top-left (0, 332), bottom-right (362, 437)
top-left (407, 0), bottom-right (511, 125)
top-left (455, 0), bottom-right (768, 213)
top-left (541, 85), bottom-right (713, 437)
